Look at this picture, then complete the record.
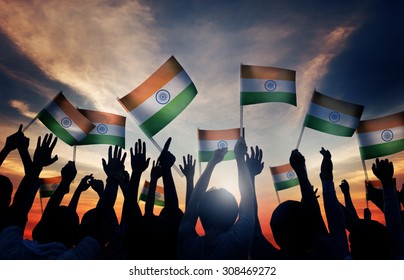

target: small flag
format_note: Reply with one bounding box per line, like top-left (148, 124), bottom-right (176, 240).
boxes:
top-left (37, 92), bottom-right (95, 145)
top-left (198, 128), bottom-right (241, 162)
top-left (77, 109), bottom-right (126, 148)
top-left (356, 111), bottom-right (404, 160)
top-left (38, 176), bottom-right (62, 198)
top-left (240, 64), bottom-right (296, 106)
top-left (304, 90), bottom-right (364, 137)
top-left (139, 180), bottom-right (165, 207)
top-left (270, 163), bottom-right (299, 191)
top-left (118, 56), bottom-right (198, 138)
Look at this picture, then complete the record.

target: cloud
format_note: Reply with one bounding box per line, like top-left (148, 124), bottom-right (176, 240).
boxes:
top-left (9, 99), bottom-right (37, 119)
top-left (0, 0), bottom-right (162, 113)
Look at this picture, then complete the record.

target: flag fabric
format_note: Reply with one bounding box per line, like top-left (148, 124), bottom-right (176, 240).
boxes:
top-left (270, 163), bottom-right (299, 191)
top-left (118, 56), bottom-right (198, 138)
top-left (356, 111), bottom-right (404, 160)
top-left (240, 64), bottom-right (296, 106)
top-left (38, 176), bottom-right (62, 198)
top-left (138, 180), bottom-right (165, 207)
top-left (37, 92), bottom-right (95, 146)
top-left (304, 90), bottom-right (364, 137)
top-left (198, 128), bottom-right (241, 162)
top-left (77, 109), bottom-right (126, 148)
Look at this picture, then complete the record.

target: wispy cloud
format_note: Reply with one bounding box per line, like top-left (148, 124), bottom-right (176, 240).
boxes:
top-left (9, 99), bottom-right (37, 119)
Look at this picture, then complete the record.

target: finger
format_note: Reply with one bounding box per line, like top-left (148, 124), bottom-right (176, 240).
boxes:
top-left (36, 136), bottom-right (41, 150)
top-left (18, 124), bottom-right (23, 133)
top-left (49, 155), bottom-right (58, 165)
top-left (108, 145), bottom-right (112, 160)
top-left (183, 155), bottom-right (186, 165)
top-left (142, 140), bottom-right (146, 155)
top-left (102, 158), bottom-right (107, 169)
top-left (258, 148), bottom-right (263, 162)
top-left (50, 136), bottom-right (58, 150)
top-left (130, 147), bottom-right (134, 158)
top-left (162, 137), bottom-right (172, 152)
top-left (121, 152), bottom-right (127, 163)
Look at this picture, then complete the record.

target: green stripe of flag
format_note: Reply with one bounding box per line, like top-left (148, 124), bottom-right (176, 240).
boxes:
top-left (274, 178), bottom-right (299, 191)
top-left (78, 134), bottom-right (125, 148)
top-left (359, 139), bottom-right (404, 160)
top-left (40, 190), bottom-right (55, 198)
top-left (198, 150), bottom-right (236, 162)
top-left (304, 115), bottom-right (355, 137)
top-left (37, 110), bottom-right (78, 145)
top-left (139, 83), bottom-right (197, 137)
top-left (241, 92), bottom-right (296, 106)
top-left (139, 193), bottom-right (165, 206)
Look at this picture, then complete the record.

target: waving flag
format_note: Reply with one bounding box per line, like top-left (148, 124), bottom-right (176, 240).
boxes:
top-left (304, 90), bottom-right (364, 137)
top-left (77, 109), bottom-right (126, 148)
top-left (139, 180), bottom-right (165, 207)
top-left (38, 176), bottom-right (62, 198)
top-left (356, 111), bottom-right (404, 160)
top-left (118, 56), bottom-right (197, 138)
top-left (240, 64), bottom-right (296, 106)
top-left (37, 92), bottom-right (95, 145)
top-left (270, 163), bottom-right (299, 191)
top-left (198, 128), bottom-right (241, 162)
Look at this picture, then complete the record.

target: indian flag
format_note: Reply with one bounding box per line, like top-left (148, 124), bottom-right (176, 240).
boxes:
top-left (240, 64), bottom-right (296, 106)
top-left (77, 109), bottom-right (126, 148)
top-left (138, 180), bottom-right (165, 207)
top-left (118, 56), bottom-right (198, 138)
top-left (356, 111), bottom-right (404, 160)
top-left (304, 90), bottom-right (364, 137)
top-left (38, 176), bottom-right (62, 198)
top-left (270, 163), bottom-right (299, 191)
top-left (37, 92), bottom-right (95, 146)
top-left (198, 128), bottom-right (241, 162)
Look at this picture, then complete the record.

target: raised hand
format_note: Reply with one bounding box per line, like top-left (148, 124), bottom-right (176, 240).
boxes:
top-left (89, 177), bottom-right (104, 197)
top-left (289, 149), bottom-right (306, 175)
top-left (246, 146), bottom-right (264, 177)
top-left (319, 147), bottom-right (333, 181)
top-left (234, 137), bottom-right (247, 159)
top-left (31, 133), bottom-right (58, 175)
top-left (4, 124), bottom-right (25, 152)
top-left (372, 158), bottom-right (394, 185)
top-left (77, 174), bottom-right (94, 193)
top-left (179, 154), bottom-right (196, 179)
top-left (151, 160), bottom-right (163, 181)
top-left (61, 161), bottom-right (77, 184)
top-left (210, 147), bottom-right (228, 165)
top-left (158, 137), bottom-right (176, 170)
top-left (102, 145), bottom-right (127, 180)
top-left (339, 179), bottom-right (350, 194)
top-left (130, 139), bottom-right (150, 174)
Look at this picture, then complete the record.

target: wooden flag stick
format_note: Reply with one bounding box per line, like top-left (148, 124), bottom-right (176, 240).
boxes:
top-left (295, 125), bottom-right (305, 149)
top-left (275, 189), bottom-right (281, 204)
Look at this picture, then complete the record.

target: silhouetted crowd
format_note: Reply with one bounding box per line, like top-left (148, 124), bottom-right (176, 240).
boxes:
top-left (0, 125), bottom-right (403, 259)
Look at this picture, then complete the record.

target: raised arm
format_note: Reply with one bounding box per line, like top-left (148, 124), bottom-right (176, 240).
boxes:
top-left (0, 125), bottom-right (31, 170)
top-left (182, 147), bottom-right (227, 226)
top-left (319, 147), bottom-right (349, 259)
top-left (158, 138), bottom-right (179, 212)
top-left (68, 174), bottom-right (93, 212)
top-left (179, 154), bottom-right (196, 210)
top-left (372, 158), bottom-right (404, 258)
top-left (289, 149), bottom-right (328, 236)
top-left (120, 139), bottom-right (150, 225)
top-left (8, 134), bottom-right (58, 230)
top-left (144, 160), bottom-right (162, 217)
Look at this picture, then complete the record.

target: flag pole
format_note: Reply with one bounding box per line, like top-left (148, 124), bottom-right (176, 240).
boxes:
top-left (295, 125), bottom-right (305, 149)
top-left (73, 145), bottom-right (77, 162)
top-left (117, 98), bottom-right (184, 177)
top-left (275, 189), bottom-right (281, 204)
top-left (22, 116), bottom-right (38, 133)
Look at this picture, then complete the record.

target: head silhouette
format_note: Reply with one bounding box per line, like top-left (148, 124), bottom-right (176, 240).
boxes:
top-left (198, 188), bottom-right (238, 232)
top-left (270, 200), bottom-right (316, 256)
top-left (349, 219), bottom-right (392, 260)
top-left (32, 206), bottom-right (80, 248)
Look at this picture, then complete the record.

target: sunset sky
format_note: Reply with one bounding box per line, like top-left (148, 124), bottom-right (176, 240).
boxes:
top-left (0, 0), bottom-right (403, 244)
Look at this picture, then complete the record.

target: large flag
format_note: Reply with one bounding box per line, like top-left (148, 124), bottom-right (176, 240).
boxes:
top-left (240, 64), bottom-right (296, 106)
top-left (138, 180), bottom-right (165, 207)
top-left (77, 109), bottom-right (126, 148)
top-left (356, 111), bottom-right (404, 160)
top-left (270, 163), bottom-right (299, 191)
top-left (118, 56), bottom-right (198, 138)
top-left (304, 90), bottom-right (364, 137)
top-left (38, 176), bottom-right (62, 198)
top-left (198, 128), bottom-right (241, 162)
top-left (37, 92), bottom-right (95, 145)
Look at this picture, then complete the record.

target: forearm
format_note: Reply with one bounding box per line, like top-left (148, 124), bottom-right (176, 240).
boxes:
top-left (236, 157), bottom-right (254, 220)
top-left (68, 188), bottom-right (83, 211)
top-left (185, 177), bottom-right (194, 210)
top-left (44, 179), bottom-right (70, 211)
top-left (343, 192), bottom-right (359, 219)
top-left (0, 146), bottom-right (11, 166)
top-left (322, 180), bottom-right (349, 258)
top-left (162, 168), bottom-right (179, 210)
top-left (145, 177), bottom-right (158, 216)
top-left (18, 147), bottom-right (32, 174)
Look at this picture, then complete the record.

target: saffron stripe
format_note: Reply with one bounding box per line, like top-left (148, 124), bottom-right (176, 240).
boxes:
top-left (311, 91), bottom-right (364, 117)
top-left (198, 128), bottom-right (241, 140)
top-left (241, 65), bottom-right (295, 81)
top-left (356, 111), bottom-right (404, 133)
top-left (270, 163), bottom-right (293, 175)
top-left (78, 109), bottom-right (126, 126)
top-left (119, 56), bottom-right (183, 111)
